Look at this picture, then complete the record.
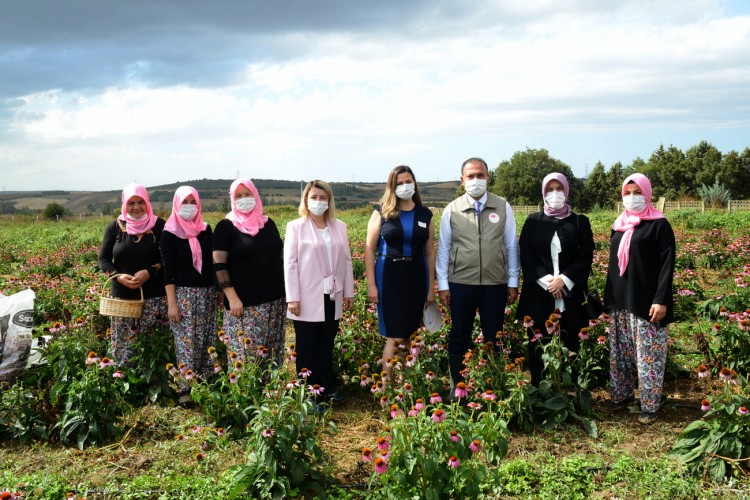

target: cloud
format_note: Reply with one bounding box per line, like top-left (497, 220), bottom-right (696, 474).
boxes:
top-left (1, 1), bottom-right (749, 189)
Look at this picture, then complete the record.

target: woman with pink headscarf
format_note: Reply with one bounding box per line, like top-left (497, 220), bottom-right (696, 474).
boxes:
top-left (517, 172), bottom-right (594, 387)
top-left (212, 179), bottom-right (286, 370)
top-left (160, 186), bottom-right (216, 407)
top-left (99, 183), bottom-right (167, 367)
top-left (604, 173), bottom-right (675, 425)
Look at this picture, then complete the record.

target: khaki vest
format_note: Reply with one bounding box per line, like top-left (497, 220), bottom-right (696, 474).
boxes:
top-left (447, 193), bottom-right (508, 285)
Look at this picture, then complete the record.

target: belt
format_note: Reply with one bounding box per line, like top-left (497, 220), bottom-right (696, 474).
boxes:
top-left (385, 256), bottom-right (413, 262)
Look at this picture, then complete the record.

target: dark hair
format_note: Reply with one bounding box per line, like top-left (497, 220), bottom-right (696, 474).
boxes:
top-left (461, 157), bottom-right (489, 175)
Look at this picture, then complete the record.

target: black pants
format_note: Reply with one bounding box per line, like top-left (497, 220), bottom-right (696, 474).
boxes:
top-left (527, 307), bottom-right (583, 386)
top-left (293, 294), bottom-right (339, 394)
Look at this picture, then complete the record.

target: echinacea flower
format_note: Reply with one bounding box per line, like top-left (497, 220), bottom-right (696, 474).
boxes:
top-left (523, 316), bottom-right (534, 328)
top-left (233, 361), bottom-right (244, 372)
top-left (482, 390), bottom-right (497, 401)
top-left (257, 346), bottom-right (269, 357)
top-left (376, 436), bottom-right (389, 450)
top-left (425, 371), bottom-right (435, 381)
top-left (176, 434), bottom-right (187, 442)
top-left (578, 328), bottom-right (589, 340)
top-left (184, 369), bottom-right (195, 380)
top-left (287, 351), bottom-right (297, 363)
top-left (85, 352), bottom-right (100, 365)
top-left (597, 336), bottom-right (606, 345)
top-left (379, 449), bottom-right (391, 461)
top-left (390, 404), bottom-right (403, 418)
top-left (213, 363), bottom-right (222, 373)
top-left (98, 357), bottom-right (115, 369)
top-left (379, 395), bottom-right (389, 407)
top-left (261, 428), bottom-right (275, 438)
top-left (454, 382), bottom-right (468, 399)
top-left (229, 373), bottom-right (238, 384)
top-left (469, 439), bottom-right (482, 453)
top-left (195, 453), bottom-right (206, 461)
top-left (448, 455), bottom-right (460, 468)
top-left (430, 393), bottom-right (442, 404)
top-left (415, 398), bottom-right (424, 411)
top-left (216, 428), bottom-right (225, 437)
top-left (432, 409), bottom-right (446, 423)
top-left (112, 370), bottom-right (124, 378)
top-left (374, 457), bottom-right (388, 474)
top-left (207, 346), bottom-right (218, 360)
top-left (450, 429), bottom-right (460, 442)
top-left (739, 406), bottom-right (748, 415)
top-left (697, 365), bottom-right (710, 379)
top-left (719, 368), bottom-right (734, 382)
top-left (167, 363), bottom-right (178, 376)
top-left (298, 368), bottom-right (312, 378)
top-left (467, 401), bottom-right (482, 410)
top-left (545, 320), bottom-right (558, 335)
top-left (361, 448), bottom-right (373, 462)
top-left (701, 399), bottom-right (711, 411)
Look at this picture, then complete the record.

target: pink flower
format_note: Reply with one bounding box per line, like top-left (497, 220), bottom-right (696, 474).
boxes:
top-left (98, 357), bottom-right (115, 369)
top-left (588, 319), bottom-right (598, 327)
top-left (309, 384), bottom-right (325, 396)
top-left (390, 404), bottom-right (403, 419)
top-left (213, 363), bottom-right (222, 374)
top-left (191, 425), bottom-right (201, 433)
top-left (408, 407), bottom-right (420, 417)
top-left (425, 371), bottom-right (435, 381)
top-left (597, 336), bottom-right (606, 345)
top-left (166, 363), bottom-right (178, 377)
top-left (430, 392), bottom-right (442, 404)
top-left (374, 457), bottom-right (388, 474)
top-left (360, 375), bottom-right (371, 387)
top-left (481, 390), bottom-right (497, 401)
top-left (379, 449), bottom-right (391, 461)
top-left (431, 409), bottom-right (446, 423)
top-left (379, 395), bottom-right (389, 408)
top-left (286, 379), bottom-right (301, 389)
top-left (376, 436), bottom-right (389, 450)
top-left (578, 329), bottom-right (589, 340)
top-left (739, 406), bottom-right (748, 416)
top-left (261, 428), bottom-right (275, 438)
top-left (361, 448), bottom-right (373, 462)
top-left (467, 402), bottom-right (482, 411)
top-left (176, 434), bottom-right (187, 442)
top-left (286, 351), bottom-right (297, 363)
top-left (523, 316), bottom-right (534, 328)
top-left (85, 352), bottom-right (100, 365)
top-left (298, 368), bottom-right (312, 378)
top-left (229, 373), bottom-right (238, 384)
top-left (454, 382), bottom-right (468, 399)
top-left (469, 439), bottom-right (482, 453)
top-left (701, 399), bottom-right (711, 412)
top-left (448, 455), bottom-right (460, 468)
top-left (450, 430), bottom-right (460, 442)
top-left (697, 365), bottom-right (710, 379)
top-left (257, 346), bottom-right (269, 358)
top-left (112, 370), bottom-right (124, 379)
top-left (414, 399), bottom-right (424, 411)
top-left (185, 369), bottom-right (195, 380)
top-left (216, 428), bottom-right (225, 437)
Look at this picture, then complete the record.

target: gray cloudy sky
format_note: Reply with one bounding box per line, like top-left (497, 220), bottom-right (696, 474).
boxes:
top-left (1, 0), bottom-right (749, 191)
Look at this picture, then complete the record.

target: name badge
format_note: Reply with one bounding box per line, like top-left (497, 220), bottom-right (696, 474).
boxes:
top-left (488, 213), bottom-right (500, 224)
top-left (418, 221), bottom-right (427, 228)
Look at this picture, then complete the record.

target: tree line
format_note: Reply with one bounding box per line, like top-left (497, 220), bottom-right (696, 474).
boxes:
top-left (491, 141), bottom-right (750, 211)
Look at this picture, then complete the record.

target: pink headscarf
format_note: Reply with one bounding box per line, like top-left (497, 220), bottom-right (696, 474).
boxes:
top-left (164, 186), bottom-right (208, 273)
top-left (118, 183), bottom-right (158, 235)
top-left (612, 173), bottom-right (665, 276)
top-left (541, 172), bottom-right (572, 219)
top-left (225, 179), bottom-right (268, 236)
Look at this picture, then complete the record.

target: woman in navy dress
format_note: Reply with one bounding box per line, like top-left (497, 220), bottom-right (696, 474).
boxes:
top-left (365, 165), bottom-right (436, 382)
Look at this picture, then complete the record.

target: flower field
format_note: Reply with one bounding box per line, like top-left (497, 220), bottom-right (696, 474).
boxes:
top-left (1, 207), bottom-right (749, 499)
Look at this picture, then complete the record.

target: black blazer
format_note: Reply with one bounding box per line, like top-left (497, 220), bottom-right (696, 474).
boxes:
top-left (516, 212), bottom-right (594, 326)
top-left (604, 218), bottom-right (675, 326)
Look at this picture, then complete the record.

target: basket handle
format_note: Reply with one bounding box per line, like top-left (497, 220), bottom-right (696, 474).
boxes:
top-left (101, 273), bottom-right (145, 301)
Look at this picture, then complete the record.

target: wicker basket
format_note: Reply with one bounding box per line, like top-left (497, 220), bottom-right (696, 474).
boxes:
top-left (99, 274), bottom-right (144, 318)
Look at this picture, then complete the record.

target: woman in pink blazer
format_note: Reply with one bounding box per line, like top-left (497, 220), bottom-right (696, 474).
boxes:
top-left (284, 180), bottom-right (354, 403)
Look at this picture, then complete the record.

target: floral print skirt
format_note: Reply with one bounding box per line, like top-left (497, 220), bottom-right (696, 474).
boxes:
top-left (222, 297), bottom-right (287, 369)
top-left (169, 286), bottom-right (218, 384)
top-left (110, 296), bottom-right (168, 367)
top-left (609, 309), bottom-right (669, 412)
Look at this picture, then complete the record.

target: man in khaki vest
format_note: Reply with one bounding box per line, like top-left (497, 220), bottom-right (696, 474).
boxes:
top-left (437, 157), bottom-right (520, 391)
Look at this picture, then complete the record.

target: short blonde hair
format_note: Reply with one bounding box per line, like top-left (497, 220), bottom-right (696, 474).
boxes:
top-left (298, 180), bottom-right (336, 220)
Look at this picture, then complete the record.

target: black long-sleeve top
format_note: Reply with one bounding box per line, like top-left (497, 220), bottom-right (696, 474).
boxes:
top-left (98, 218), bottom-right (167, 300)
top-left (212, 218), bottom-right (285, 309)
top-left (604, 218), bottom-right (676, 326)
top-left (516, 212), bottom-right (594, 323)
top-left (159, 227), bottom-right (214, 288)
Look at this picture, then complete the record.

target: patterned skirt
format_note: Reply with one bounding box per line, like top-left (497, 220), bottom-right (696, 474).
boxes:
top-left (222, 297), bottom-right (287, 368)
top-left (110, 296), bottom-right (168, 367)
top-left (169, 286), bottom-right (218, 383)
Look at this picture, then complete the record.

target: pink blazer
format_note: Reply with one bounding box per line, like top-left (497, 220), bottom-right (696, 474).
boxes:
top-left (284, 217), bottom-right (355, 322)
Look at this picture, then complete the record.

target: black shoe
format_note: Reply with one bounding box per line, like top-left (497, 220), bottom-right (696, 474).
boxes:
top-left (609, 395), bottom-right (636, 410)
top-left (638, 411), bottom-right (657, 425)
top-left (328, 391), bottom-right (346, 403)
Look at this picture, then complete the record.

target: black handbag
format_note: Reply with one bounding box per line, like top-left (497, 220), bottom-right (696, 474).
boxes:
top-left (583, 289), bottom-right (604, 320)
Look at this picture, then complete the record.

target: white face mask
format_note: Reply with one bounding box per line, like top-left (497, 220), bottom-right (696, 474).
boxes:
top-left (308, 200), bottom-right (329, 216)
top-left (395, 183), bottom-right (415, 200)
top-left (125, 212), bottom-right (148, 221)
top-left (544, 191), bottom-right (566, 210)
top-left (235, 196), bottom-right (256, 213)
top-left (464, 178), bottom-right (487, 198)
top-left (622, 195), bottom-right (647, 213)
top-left (178, 204), bottom-right (198, 221)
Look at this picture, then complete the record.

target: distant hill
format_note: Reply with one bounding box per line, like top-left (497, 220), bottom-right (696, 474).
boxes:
top-left (0, 179), bottom-right (460, 216)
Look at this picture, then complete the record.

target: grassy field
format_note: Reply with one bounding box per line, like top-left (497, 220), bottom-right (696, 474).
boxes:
top-left (1, 207), bottom-right (749, 498)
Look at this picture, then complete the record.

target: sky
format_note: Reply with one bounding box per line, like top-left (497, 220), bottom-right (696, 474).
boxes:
top-left (1, 0), bottom-right (749, 191)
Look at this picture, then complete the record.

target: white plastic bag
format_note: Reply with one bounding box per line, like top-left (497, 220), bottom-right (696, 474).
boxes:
top-left (0, 289), bottom-right (35, 384)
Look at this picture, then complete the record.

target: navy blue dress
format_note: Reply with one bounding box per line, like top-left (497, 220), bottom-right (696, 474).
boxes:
top-left (374, 206), bottom-right (432, 338)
